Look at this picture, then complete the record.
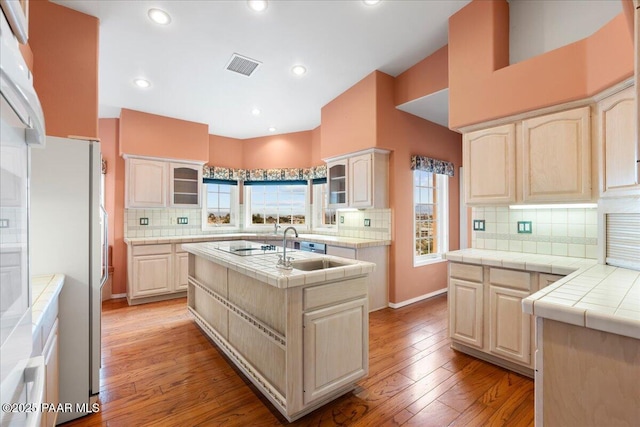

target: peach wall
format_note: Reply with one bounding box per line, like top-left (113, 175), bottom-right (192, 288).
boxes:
top-left (449, 0), bottom-right (634, 129)
top-left (209, 135), bottom-right (243, 168)
top-left (29, 1), bottom-right (99, 138)
top-left (242, 131), bottom-right (313, 169)
top-left (119, 109), bottom-right (209, 162)
top-left (320, 73), bottom-right (378, 159)
top-left (394, 45), bottom-right (449, 106)
top-left (310, 126), bottom-right (322, 166)
top-left (375, 72), bottom-right (463, 304)
top-left (99, 119), bottom-right (126, 295)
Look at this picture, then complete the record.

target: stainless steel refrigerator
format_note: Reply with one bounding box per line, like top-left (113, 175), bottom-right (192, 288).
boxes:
top-left (30, 136), bottom-right (108, 424)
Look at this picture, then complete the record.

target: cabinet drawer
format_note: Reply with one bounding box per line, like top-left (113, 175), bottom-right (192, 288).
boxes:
top-left (304, 277), bottom-right (367, 311)
top-left (449, 262), bottom-right (483, 283)
top-left (489, 268), bottom-right (531, 291)
top-left (132, 244), bottom-right (172, 256)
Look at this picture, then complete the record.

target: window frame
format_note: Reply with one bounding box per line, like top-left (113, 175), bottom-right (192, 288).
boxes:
top-left (312, 182), bottom-right (337, 231)
top-left (201, 182), bottom-right (239, 230)
top-left (413, 170), bottom-right (449, 267)
top-left (243, 183), bottom-right (311, 230)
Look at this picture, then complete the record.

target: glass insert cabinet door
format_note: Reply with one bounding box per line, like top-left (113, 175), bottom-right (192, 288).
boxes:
top-left (328, 161), bottom-right (348, 208)
top-left (170, 164), bottom-right (201, 207)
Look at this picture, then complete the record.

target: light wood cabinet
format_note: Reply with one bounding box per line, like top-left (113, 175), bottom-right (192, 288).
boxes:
top-left (327, 160), bottom-right (348, 208)
top-left (449, 278), bottom-right (484, 349)
top-left (325, 149), bottom-right (388, 209)
top-left (463, 124), bottom-right (517, 205)
top-left (448, 262), bottom-right (563, 376)
top-left (489, 285), bottom-right (530, 365)
top-left (175, 251), bottom-right (189, 292)
top-left (125, 157), bottom-right (203, 209)
top-left (126, 158), bottom-right (168, 208)
top-left (170, 163), bottom-right (202, 207)
top-left (303, 298), bottom-right (367, 405)
top-left (42, 319), bottom-right (59, 427)
top-left (521, 106), bottom-right (592, 203)
top-left (131, 253), bottom-right (172, 297)
top-left (127, 242), bottom-right (199, 304)
top-left (463, 107), bottom-right (594, 206)
top-left (597, 86), bottom-right (639, 197)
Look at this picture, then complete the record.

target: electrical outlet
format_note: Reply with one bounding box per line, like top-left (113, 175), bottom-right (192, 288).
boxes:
top-left (177, 217), bottom-right (188, 225)
top-left (340, 216), bottom-right (344, 224)
top-left (139, 217), bottom-right (149, 226)
top-left (517, 221), bottom-right (532, 234)
top-left (473, 219), bottom-right (485, 231)
top-left (0, 219), bottom-right (9, 228)
top-left (364, 218), bottom-right (371, 227)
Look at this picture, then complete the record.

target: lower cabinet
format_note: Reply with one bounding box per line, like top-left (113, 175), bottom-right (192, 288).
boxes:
top-left (42, 320), bottom-right (59, 427)
top-left (489, 285), bottom-right (530, 365)
top-left (127, 243), bottom-right (192, 304)
top-left (303, 298), bottom-right (367, 405)
top-left (448, 262), bottom-right (563, 376)
top-left (449, 279), bottom-right (483, 349)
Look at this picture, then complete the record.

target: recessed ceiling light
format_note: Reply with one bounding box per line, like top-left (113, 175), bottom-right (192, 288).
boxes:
top-left (247, 0), bottom-right (268, 12)
top-left (148, 8), bottom-right (171, 25)
top-left (251, 108), bottom-right (261, 116)
top-left (363, 0), bottom-right (381, 5)
top-left (134, 78), bottom-right (151, 88)
top-left (268, 127), bottom-right (276, 132)
top-left (291, 65), bottom-right (307, 76)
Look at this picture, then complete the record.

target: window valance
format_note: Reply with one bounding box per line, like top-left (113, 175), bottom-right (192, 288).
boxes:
top-left (410, 155), bottom-right (454, 177)
top-left (203, 164), bottom-right (327, 182)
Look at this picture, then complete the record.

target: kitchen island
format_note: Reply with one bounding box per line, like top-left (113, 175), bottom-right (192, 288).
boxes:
top-left (182, 241), bottom-right (375, 421)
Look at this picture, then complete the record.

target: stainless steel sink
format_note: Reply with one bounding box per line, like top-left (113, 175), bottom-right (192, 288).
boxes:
top-left (290, 258), bottom-right (349, 271)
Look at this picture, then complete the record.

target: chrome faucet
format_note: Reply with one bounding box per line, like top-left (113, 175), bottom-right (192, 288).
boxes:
top-left (277, 226), bottom-right (298, 270)
top-left (274, 223), bottom-right (281, 234)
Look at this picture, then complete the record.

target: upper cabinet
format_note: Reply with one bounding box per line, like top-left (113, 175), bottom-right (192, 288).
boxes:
top-left (463, 124), bottom-right (516, 205)
top-left (169, 163), bottom-right (202, 207)
top-left (325, 149), bottom-right (389, 209)
top-left (463, 106), bottom-right (593, 206)
top-left (521, 106), bottom-right (591, 203)
top-left (125, 156), bottom-right (203, 209)
top-left (597, 86), bottom-right (639, 198)
top-left (126, 158), bottom-right (168, 208)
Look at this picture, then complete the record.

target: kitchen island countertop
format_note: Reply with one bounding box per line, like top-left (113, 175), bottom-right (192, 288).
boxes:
top-left (182, 240), bottom-right (375, 289)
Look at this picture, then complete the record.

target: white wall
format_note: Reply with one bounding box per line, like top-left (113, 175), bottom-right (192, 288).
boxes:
top-left (508, 0), bottom-right (623, 65)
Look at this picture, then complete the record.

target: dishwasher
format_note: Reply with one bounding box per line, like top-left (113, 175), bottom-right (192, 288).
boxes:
top-left (295, 241), bottom-right (326, 254)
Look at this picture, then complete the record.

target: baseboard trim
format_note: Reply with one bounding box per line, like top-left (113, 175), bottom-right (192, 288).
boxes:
top-left (110, 293), bottom-right (127, 299)
top-left (388, 288), bottom-right (447, 309)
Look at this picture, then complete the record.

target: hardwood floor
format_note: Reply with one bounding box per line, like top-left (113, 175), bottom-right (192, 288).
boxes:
top-left (61, 295), bottom-right (534, 427)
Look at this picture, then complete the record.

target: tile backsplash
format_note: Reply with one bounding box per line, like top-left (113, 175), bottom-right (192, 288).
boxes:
top-left (125, 206), bottom-right (392, 240)
top-left (471, 206), bottom-right (598, 259)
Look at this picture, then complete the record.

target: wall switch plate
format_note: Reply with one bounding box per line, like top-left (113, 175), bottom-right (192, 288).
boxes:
top-left (0, 219), bottom-right (8, 228)
top-left (517, 221), bottom-right (532, 234)
top-left (340, 216), bottom-right (344, 224)
top-left (177, 217), bottom-right (188, 225)
top-left (364, 218), bottom-right (371, 227)
top-left (139, 217), bottom-right (149, 226)
top-left (473, 219), bottom-right (485, 231)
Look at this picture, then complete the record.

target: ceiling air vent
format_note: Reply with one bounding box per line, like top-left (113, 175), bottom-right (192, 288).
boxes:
top-left (225, 53), bottom-right (261, 77)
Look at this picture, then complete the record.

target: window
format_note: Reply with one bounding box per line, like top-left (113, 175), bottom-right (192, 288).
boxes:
top-left (413, 170), bottom-right (448, 265)
top-left (202, 182), bottom-right (237, 228)
top-left (312, 182), bottom-right (336, 228)
top-left (246, 184), bottom-right (308, 226)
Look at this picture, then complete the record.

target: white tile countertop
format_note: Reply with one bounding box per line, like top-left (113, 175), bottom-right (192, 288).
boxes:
top-left (182, 240), bottom-right (376, 289)
top-left (523, 264), bottom-right (640, 340)
top-left (126, 233), bottom-right (390, 249)
top-left (31, 274), bottom-right (65, 333)
top-left (444, 248), bottom-right (597, 275)
top-left (445, 249), bottom-right (640, 341)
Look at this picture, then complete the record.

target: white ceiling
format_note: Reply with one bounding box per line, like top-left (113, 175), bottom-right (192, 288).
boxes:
top-left (51, 0), bottom-right (471, 139)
